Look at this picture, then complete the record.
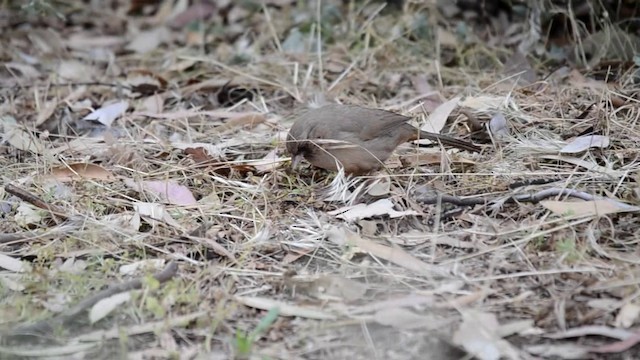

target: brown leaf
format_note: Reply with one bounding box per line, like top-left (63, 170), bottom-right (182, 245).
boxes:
top-left (50, 163), bottom-right (115, 182)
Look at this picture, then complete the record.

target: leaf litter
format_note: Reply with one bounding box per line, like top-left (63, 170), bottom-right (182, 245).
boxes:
top-left (3, 1), bottom-right (640, 359)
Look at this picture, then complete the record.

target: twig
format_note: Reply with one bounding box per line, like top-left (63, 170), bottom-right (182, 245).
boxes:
top-left (416, 187), bottom-right (599, 207)
top-left (4, 184), bottom-right (69, 222)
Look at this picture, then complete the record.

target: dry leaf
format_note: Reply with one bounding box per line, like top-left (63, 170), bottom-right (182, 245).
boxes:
top-left (0, 253), bottom-right (30, 273)
top-left (82, 101), bottom-right (129, 127)
top-left (525, 343), bottom-right (590, 359)
top-left (139, 94), bottom-right (164, 114)
top-left (125, 179), bottom-right (197, 206)
top-left (541, 155), bottom-right (625, 178)
top-left (615, 303), bottom-right (640, 328)
top-left (418, 96), bottom-right (460, 138)
top-left (326, 226), bottom-right (450, 277)
top-left (329, 199), bottom-right (420, 221)
top-left (119, 259), bottom-right (166, 276)
top-left (14, 203), bottom-right (43, 227)
top-left (374, 307), bottom-right (441, 330)
top-left (452, 310), bottom-right (521, 360)
top-left (133, 202), bottom-right (183, 230)
top-left (541, 199), bottom-right (639, 217)
top-left (50, 163), bottom-right (115, 182)
top-left (56, 60), bottom-right (96, 81)
top-left (126, 27), bottom-right (170, 54)
top-left (488, 112), bottom-right (509, 138)
top-left (2, 116), bottom-right (46, 154)
top-left (89, 292), bottom-right (131, 324)
top-left (560, 135), bottom-right (610, 153)
top-left (247, 149), bottom-right (286, 173)
top-left (235, 296), bottom-right (336, 320)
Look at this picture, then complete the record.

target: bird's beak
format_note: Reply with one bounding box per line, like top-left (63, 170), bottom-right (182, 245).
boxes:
top-left (290, 154), bottom-right (304, 170)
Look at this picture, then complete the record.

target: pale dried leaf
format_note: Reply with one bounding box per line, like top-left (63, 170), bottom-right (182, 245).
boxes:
top-left (0, 274), bottom-right (26, 291)
top-left (452, 311), bottom-right (520, 360)
top-left (525, 343), bottom-right (590, 359)
top-left (326, 226), bottom-right (450, 277)
top-left (329, 199), bottom-right (420, 221)
top-left (0, 253), bottom-right (30, 273)
top-left (541, 199), bottom-right (640, 217)
top-left (317, 276), bottom-right (367, 302)
top-left (125, 179), bottom-right (197, 206)
top-left (82, 101), bottom-right (129, 127)
top-left (0, 343), bottom-right (98, 357)
top-left (419, 96), bottom-right (460, 136)
top-left (541, 155), bottom-right (625, 178)
top-left (4, 62), bottom-right (40, 79)
top-left (2, 116), bottom-right (46, 154)
top-left (560, 135), bottom-right (610, 153)
top-left (139, 94), bottom-right (164, 114)
top-left (133, 202), bottom-right (183, 230)
top-left (235, 296), bottom-right (336, 320)
top-left (374, 307), bottom-right (440, 330)
top-left (459, 95), bottom-right (508, 112)
top-left (367, 177), bottom-right (391, 196)
top-left (126, 27), bottom-right (171, 54)
top-left (249, 149), bottom-right (285, 173)
top-left (56, 60), bottom-right (96, 81)
top-left (14, 203), bottom-right (43, 227)
top-left (615, 303), bottom-right (640, 328)
top-left (89, 292), bottom-right (132, 324)
top-left (488, 112), bottom-right (509, 138)
top-left (119, 259), bottom-right (166, 276)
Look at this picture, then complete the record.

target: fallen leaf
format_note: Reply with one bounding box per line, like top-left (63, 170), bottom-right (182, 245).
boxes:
top-left (56, 60), bottom-right (96, 81)
top-left (525, 343), bottom-right (590, 359)
top-left (138, 94), bottom-right (164, 114)
top-left (247, 149), bottom-right (286, 173)
top-left (374, 307), bottom-right (442, 330)
top-left (560, 135), bottom-right (610, 153)
top-left (89, 292), bottom-right (131, 324)
top-left (326, 226), bottom-right (450, 277)
top-left (82, 101), bottom-right (129, 127)
top-left (541, 199), bottom-right (640, 217)
top-left (2, 116), bottom-right (46, 154)
top-left (452, 310), bottom-right (520, 360)
top-left (235, 296), bottom-right (336, 320)
top-left (0, 252), bottom-right (30, 273)
top-left (50, 163), bottom-right (115, 182)
top-left (615, 303), bottom-right (640, 328)
top-left (125, 179), bottom-right (197, 206)
top-left (14, 203), bottom-right (43, 227)
top-left (366, 177), bottom-right (391, 196)
top-left (541, 155), bottom-right (625, 178)
top-left (418, 96), bottom-right (460, 139)
top-left (4, 62), bottom-right (40, 79)
top-left (287, 275), bottom-right (367, 302)
top-left (119, 259), bottom-right (166, 276)
top-left (329, 199), bottom-right (420, 221)
top-left (488, 112), bottom-right (510, 138)
top-left (126, 27), bottom-right (170, 54)
top-left (133, 202), bottom-right (183, 230)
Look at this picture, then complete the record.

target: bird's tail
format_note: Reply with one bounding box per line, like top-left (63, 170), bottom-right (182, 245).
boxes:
top-left (416, 131), bottom-right (481, 153)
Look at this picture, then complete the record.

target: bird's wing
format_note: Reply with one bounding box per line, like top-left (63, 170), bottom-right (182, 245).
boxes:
top-left (317, 104), bottom-right (411, 141)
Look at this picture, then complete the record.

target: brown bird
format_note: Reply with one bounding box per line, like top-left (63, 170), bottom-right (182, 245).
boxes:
top-left (286, 104), bottom-right (480, 175)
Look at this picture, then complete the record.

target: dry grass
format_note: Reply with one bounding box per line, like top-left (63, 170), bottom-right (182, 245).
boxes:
top-left (2, 1), bottom-right (640, 359)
